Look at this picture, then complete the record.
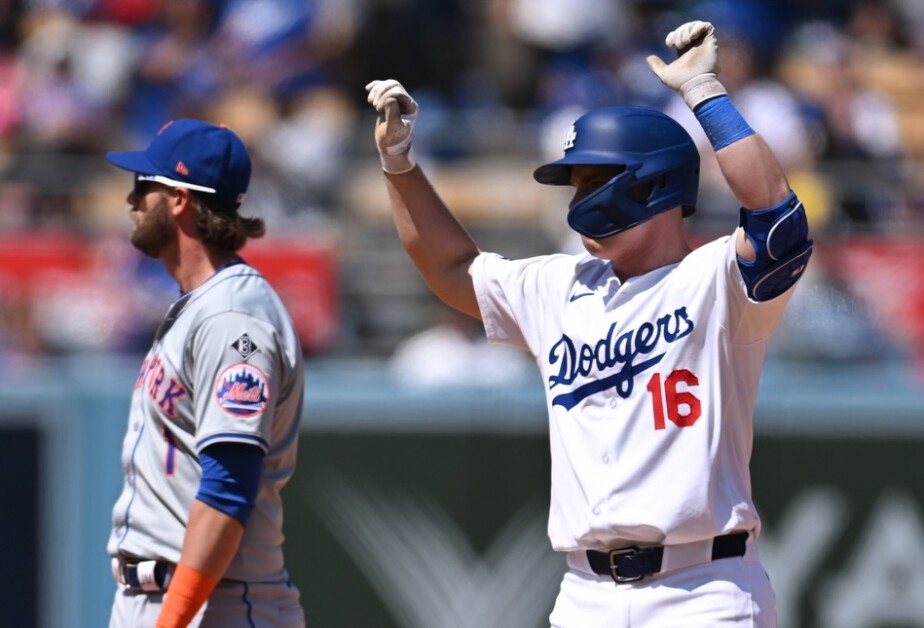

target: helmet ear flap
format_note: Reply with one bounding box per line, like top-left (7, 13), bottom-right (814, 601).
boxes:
top-left (627, 178), bottom-right (657, 204)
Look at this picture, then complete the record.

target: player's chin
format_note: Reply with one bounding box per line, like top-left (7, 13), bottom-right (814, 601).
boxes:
top-left (130, 230), bottom-right (161, 258)
top-left (580, 234), bottom-right (607, 254)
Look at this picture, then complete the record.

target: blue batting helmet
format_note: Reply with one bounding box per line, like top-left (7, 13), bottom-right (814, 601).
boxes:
top-left (534, 106), bottom-right (699, 238)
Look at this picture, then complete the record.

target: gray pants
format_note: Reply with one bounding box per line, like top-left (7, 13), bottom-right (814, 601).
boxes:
top-left (109, 576), bottom-right (305, 627)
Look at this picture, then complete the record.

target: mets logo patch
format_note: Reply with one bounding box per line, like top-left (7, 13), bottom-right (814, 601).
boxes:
top-left (214, 363), bottom-right (269, 418)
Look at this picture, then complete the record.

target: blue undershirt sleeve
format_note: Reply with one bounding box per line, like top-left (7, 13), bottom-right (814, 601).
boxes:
top-left (196, 442), bottom-right (265, 526)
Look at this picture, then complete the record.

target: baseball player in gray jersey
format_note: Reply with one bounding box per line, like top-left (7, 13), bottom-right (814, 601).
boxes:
top-left (366, 20), bottom-right (812, 628)
top-left (105, 119), bottom-right (306, 627)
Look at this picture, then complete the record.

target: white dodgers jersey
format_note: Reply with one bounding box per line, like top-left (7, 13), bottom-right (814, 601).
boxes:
top-left (471, 235), bottom-right (794, 551)
top-left (108, 262), bottom-right (305, 582)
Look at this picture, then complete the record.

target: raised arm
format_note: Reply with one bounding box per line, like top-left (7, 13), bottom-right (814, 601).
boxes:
top-left (647, 21), bottom-right (791, 214)
top-left (647, 21), bottom-right (813, 300)
top-left (366, 80), bottom-right (482, 319)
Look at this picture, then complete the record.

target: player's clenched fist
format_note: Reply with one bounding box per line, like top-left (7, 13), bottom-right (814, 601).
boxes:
top-left (646, 20), bottom-right (727, 110)
top-left (366, 79), bottom-right (419, 174)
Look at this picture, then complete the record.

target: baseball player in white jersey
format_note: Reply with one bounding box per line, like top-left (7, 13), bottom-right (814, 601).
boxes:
top-left (105, 119), bottom-right (306, 627)
top-left (366, 20), bottom-right (812, 628)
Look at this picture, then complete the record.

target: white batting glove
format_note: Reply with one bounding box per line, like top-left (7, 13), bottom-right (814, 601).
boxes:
top-left (365, 79), bottom-right (419, 174)
top-left (646, 20), bottom-right (727, 110)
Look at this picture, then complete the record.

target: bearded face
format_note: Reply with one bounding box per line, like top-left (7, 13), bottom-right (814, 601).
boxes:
top-left (130, 187), bottom-right (177, 258)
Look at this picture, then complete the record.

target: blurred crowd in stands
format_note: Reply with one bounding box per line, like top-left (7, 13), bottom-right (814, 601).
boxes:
top-left (1, 0), bottom-right (924, 377)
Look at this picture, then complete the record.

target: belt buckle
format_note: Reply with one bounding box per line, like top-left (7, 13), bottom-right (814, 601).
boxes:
top-left (608, 546), bottom-right (644, 583)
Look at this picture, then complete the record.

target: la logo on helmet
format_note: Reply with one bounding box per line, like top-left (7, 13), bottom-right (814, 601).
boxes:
top-left (564, 124), bottom-right (577, 150)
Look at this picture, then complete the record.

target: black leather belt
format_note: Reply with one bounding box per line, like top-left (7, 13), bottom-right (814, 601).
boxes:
top-left (586, 531), bottom-right (748, 583)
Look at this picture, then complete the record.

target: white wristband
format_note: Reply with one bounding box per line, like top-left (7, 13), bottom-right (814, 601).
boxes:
top-left (380, 146), bottom-right (417, 175)
top-left (679, 73), bottom-right (727, 111)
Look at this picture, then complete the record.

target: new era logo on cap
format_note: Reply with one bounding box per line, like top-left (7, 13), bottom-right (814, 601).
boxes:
top-left (106, 119), bottom-right (252, 213)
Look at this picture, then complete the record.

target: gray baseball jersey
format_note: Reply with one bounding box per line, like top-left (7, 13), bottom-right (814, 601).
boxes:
top-left (107, 261), bottom-right (304, 583)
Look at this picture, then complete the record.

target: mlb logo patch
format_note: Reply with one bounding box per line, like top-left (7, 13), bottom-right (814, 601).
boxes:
top-left (214, 363), bottom-right (269, 418)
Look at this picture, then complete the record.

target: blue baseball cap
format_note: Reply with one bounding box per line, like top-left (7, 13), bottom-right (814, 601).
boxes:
top-left (106, 119), bottom-right (251, 212)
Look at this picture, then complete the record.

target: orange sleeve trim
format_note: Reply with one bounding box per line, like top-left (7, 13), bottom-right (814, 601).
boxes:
top-left (155, 563), bottom-right (220, 628)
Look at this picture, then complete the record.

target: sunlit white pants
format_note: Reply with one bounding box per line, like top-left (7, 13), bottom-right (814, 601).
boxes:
top-left (550, 540), bottom-right (777, 628)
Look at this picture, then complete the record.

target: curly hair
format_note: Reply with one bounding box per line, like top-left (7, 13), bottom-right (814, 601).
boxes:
top-left (191, 193), bottom-right (265, 252)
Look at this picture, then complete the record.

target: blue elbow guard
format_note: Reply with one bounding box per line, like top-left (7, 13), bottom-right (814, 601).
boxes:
top-left (737, 192), bottom-right (813, 301)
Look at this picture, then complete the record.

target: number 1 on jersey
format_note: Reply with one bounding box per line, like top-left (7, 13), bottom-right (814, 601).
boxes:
top-left (163, 427), bottom-right (177, 477)
top-left (646, 369), bottom-right (701, 430)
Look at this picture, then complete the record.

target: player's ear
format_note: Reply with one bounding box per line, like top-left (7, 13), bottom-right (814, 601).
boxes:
top-left (167, 186), bottom-right (193, 217)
